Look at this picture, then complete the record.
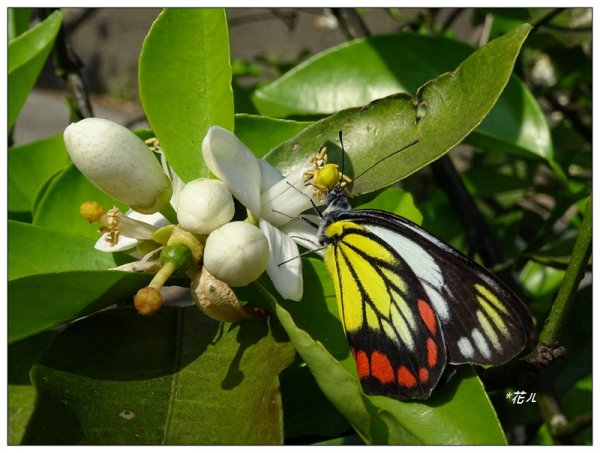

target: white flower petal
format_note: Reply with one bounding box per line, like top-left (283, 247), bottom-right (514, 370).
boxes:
top-left (280, 217), bottom-right (323, 257)
top-left (159, 148), bottom-right (186, 208)
top-left (110, 247), bottom-right (162, 272)
top-left (95, 233), bottom-right (138, 252)
top-left (126, 210), bottom-right (170, 228)
top-left (202, 126), bottom-right (262, 216)
top-left (94, 211), bottom-right (169, 253)
top-left (257, 158), bottom-right (283, 192)
top-left (260, 219), bottom-right (303, 301)
top-left (260, 169), bottom-right (316, 227)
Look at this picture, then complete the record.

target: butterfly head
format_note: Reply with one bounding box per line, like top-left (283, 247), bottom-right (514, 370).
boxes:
top-left (323, 182), bottom-right (352, 215)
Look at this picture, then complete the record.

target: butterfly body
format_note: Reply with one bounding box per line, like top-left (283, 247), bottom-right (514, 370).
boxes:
top-left (318, 185), bottom-right (533, 400)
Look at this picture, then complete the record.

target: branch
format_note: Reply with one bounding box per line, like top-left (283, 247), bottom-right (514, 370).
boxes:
top-left (553, 412), bottom-right (593, 441)
top-left (481, 197), bottom-right (590, 388)
top-left (331, 8), bottom-right (371, 39)
top-left (38, 7), bottom-right (93, 119)
top-left (537, 195), bottom-right (592, 346)
top-left (535, 377), bottom-right (592, 444)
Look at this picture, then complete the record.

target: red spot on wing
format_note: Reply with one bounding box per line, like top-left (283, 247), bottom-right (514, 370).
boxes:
top-left (397, 366), bottom-right (417, 388)
top-left (355, 350), bottom-right (370, 380)
top-left (426, 338), bottom-right (438, 367)
top-left (418, 299), bottom-right (437, 335)
top-left (371, 351), bottom-right (395, 384)
top-left (419, 367), bottom-right (429, 384)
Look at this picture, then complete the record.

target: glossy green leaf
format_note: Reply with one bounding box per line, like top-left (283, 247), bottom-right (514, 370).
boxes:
top-left (280, 362), bottom-right (351, 440)
top-left (264, 258), bottom-right (507, 444)
top-left (33, 163), bottom-right (127, 240)
top-left (8, 331), bottom-right (59, 445)
top-left (8, 221), bottom-right (130, 280)
top-left (465, 76), bottom-right (552, 161)
top-left (8, 133), bottom-right (70, 217)
top-left (264, 25), bottom-right (532, 196)
top-left (8, 8), bottom-right (32, 41)
top-left (270, 293), bottom-right (374, 443)
top-left (254, 26), bottom-right (550, 162)
top-left (8, 10), bottom-right (62, 130)
top-left (263, 93), bottom-right (419, 195)
top-left (139, 8), bottom-right (234, 182)
top-left (8, 221), bottom-right (144, 342)
top-left (519, 260), bottom-right (566, 299)
top-left (24, 307), bottom-right (295, 444)
top-left (356, 187), bottom-right (423, 225)
top-left (234, 114), bottom-right (311, 157)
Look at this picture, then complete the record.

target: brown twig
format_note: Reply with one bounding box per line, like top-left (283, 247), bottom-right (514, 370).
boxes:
top-left (38, 7), bottom-right (93, 119)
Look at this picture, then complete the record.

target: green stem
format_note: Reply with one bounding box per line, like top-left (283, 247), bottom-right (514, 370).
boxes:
top-left (160, 202), bottom-right (178, 225)
top-left (538, 195), bottom-right (592, 345)
top-left (149, 261), bottom-right (176, 290)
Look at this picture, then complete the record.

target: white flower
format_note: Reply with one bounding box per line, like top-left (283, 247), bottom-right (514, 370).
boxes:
top-left (69, 119), bottom-right (323, 303)
top-left (177, 178), bottom-right (235, 235)
top-left (202, 126), bottom-right (321, 301)
top-left (94, 209), bottom-right (169, 253)
top-left (204, 221), bottom-right (270, 287)
top-left (64, 118), bottom-right (172, 214)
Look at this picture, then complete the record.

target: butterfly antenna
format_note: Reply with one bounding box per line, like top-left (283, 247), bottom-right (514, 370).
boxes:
top-left (338, 130), bottom-right (347, 185)
top-left (352, 138), bottom-right (419, 183)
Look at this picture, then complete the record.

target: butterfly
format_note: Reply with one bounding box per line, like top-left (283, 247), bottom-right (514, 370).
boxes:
top-left (311, 134), bottom-right (534, 400)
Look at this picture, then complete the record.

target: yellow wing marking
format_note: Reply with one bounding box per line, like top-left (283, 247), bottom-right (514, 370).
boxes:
top-left (475, 283), bottom-right (509, 314)
top-left (474, 283), bottom-right (511, 337)
top-left (476, 310), bottom-right (502, 352)
top-left (323, 220), bottom-right (416, 349)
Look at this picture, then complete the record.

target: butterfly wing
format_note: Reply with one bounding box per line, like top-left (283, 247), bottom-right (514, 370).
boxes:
top-left (323, 219), bottom-right (447, 400)
top-left (344, 209), bottom-right (533, 366)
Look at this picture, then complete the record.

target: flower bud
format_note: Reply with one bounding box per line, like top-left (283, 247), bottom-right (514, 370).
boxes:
top-left (177, 178), bottom-right (235, 235)
top-left (64, 118), bottom-right (172, 214)
top-left (203, 221), bottom-right (269, 287)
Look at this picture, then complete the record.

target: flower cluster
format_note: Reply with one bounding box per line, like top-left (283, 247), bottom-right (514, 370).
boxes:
top-left (63, 118), bottom-right (322, 320)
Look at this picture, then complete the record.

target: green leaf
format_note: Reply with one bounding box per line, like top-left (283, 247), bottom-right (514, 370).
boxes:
top-left (263, 93), bottom-right (419, 195)
top-left (264, 24), bottom-right (532, 197)
top-left (269, 293), bottom-right (374, 443)
top-left (253, 33), bottom-right (462, 116)
top-left (263, 258), bottom-right (507, 444)
top-left (356, 187), bottom-right (423, 225)
top-left (8, 133), bottom-right (70, 217)
top-left (9, 271), bottom-right (152, 344)
top-left (8, 8), bottom-right (33, 41)
top-left (465, 76), bottom-right (553, 161)
top-left (24, 307), bottom-right (295, 444)
top-left (8, 221), bottom-right (130, 280)
top-left (8, 221), bottom-right (145, 342)
top-left (139, 8), bottom-right (234, 182)
top-left (33, 163), bottom-right (127, 240)
top-left (234, 114), bottom-right (311, 158)
top-left (8, 331), bottom-right (59, 445)
top-left (8, 10), bottom-right (62, 130)
top-left (255, 26), bottom-right (549, 162)
top-left (367, 367), bottom-right (507, 444)
top-left (280, 361), bottom-right (351, 440)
